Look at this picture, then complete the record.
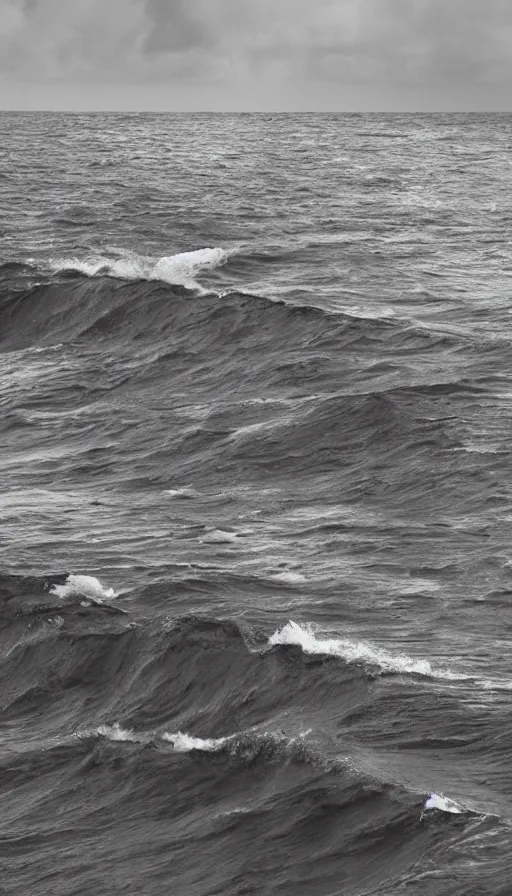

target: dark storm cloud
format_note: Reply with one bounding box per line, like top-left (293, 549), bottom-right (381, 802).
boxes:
top-left (1, 0), bottom-right (512, 107)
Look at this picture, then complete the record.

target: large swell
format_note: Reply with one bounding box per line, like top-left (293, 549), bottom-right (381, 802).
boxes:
top-left (1, 112), bottom-right (512, 895)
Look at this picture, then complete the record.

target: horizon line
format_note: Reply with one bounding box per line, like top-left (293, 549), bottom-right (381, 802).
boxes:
top-left (1, 108), bottom-right (511, 115)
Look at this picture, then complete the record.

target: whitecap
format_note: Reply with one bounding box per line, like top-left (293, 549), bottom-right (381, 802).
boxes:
top-left (151, 248), bottom-right (227, 290)
top-left (50, 574), bottom-right (116, 603)
top-left (269, 621), bottom-right (462, 680)
top-left (424, 793), bottom-right (463, 815)
top-left (162, 732), bottom-right (227, 753)
top-left (49, 246), bottom-right (229, 293)
top-left (161, 727), bottom-right (309, 755)
top-left (93, 724), bottom-right (138, 743)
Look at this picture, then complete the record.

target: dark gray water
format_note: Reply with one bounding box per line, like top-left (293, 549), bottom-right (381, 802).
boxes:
top-left (1, 113), bottom-right (512, 895)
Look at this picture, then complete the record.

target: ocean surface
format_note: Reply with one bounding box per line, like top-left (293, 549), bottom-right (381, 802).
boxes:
top-left (1, 112), bottom-right (512, 895)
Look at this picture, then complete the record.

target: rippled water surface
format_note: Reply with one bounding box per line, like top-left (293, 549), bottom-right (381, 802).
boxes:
top-left (1, 113), bottom-right (512, 895)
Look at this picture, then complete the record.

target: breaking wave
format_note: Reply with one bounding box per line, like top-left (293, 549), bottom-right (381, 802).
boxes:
top-left (269, 621), bottom-right (467, 681)
top-left (50, 574), bottom-right (117, 603)
top-left (48, 247), bottom-right (230, 292)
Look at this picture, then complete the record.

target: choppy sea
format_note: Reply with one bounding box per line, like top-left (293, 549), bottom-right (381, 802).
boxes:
top-left (2, 112), bottom-right (512, 895)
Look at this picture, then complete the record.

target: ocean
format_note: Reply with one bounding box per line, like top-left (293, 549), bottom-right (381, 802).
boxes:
top-left (1, 112), bottom-right (512, 895)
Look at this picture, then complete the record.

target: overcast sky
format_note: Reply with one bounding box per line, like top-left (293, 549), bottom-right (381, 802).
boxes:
top-left (1, 0), bottom-right (512, 110)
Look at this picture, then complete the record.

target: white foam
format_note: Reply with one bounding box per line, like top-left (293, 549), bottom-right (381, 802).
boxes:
top-left (162, 732), bottom-right (227, 753)
top-left (151, 249), bottom-right (227, 289)
top-left (269, 621), bottom-right (459, 680)
top-left (49, 247), bottom-right (228, 293)
top-left (95, 724), bottom-right (137, 742)
top-left (86, 725), bottom-right (312, 755)
top-left (161, 728), bottom-right (307, 754)
top-left (50, 574), bottom-right (116, 603)
top-left (424, 793), bottom-right (462, 815)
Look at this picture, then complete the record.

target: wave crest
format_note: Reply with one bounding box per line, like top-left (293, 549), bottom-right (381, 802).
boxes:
top-left (269, 621), bottom-right (463, 680)
top-left (162, 731), bottom-right (227, 752)
top-left (94, 723), bottom-right (137, 742)
top-left (49, 247), bottom-right (229, 293)
top-left (50, 574), bottom-right (117, 603)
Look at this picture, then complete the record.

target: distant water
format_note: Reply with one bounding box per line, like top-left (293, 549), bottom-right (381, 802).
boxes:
top-left (1, 112), bottom-right (512, 895)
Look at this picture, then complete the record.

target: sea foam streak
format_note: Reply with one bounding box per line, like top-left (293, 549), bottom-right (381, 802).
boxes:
top-left (84, 726), bottom-right (312, 756)
top-left (162, 728), bottom-right (311, 755)
top-left (49, 247), bottom-right (228, 292)
top-left (50, 574), bottom-right (116, 602)
top-left (269, 621), bottom-right (460, 680)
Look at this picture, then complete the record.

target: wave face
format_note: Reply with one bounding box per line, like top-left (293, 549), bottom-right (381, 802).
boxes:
top-left (2, 112), bottom-right (512, 896)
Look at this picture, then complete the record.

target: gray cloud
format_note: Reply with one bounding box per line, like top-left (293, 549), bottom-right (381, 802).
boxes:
top-left (1, 0), bottom-right (512, 108)
top-left (144, 0), bottom-right (210, 54)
